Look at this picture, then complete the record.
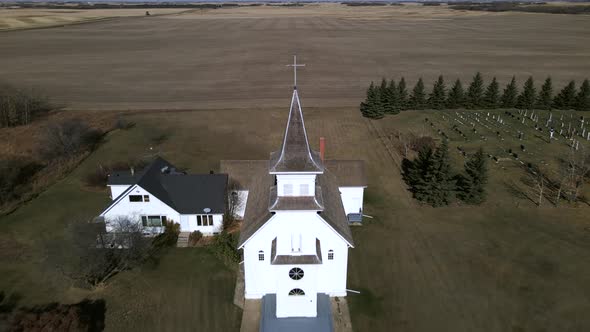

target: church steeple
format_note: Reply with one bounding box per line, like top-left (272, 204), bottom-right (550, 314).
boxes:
top-left (269, 88), bottom-right (324, 173)
top-left (269, 56), bottom-right (323, 173)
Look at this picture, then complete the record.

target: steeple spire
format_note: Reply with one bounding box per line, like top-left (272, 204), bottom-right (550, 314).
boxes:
top-left (269, 82), bottom-right (324, 174)
top-left (286, 55), bottom-right (305, 90)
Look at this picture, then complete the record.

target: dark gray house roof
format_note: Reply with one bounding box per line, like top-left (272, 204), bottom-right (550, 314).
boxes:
top-left (104, 157), bottom-right (227, 215)
top-left (269, 89), bottom-right (324, 174)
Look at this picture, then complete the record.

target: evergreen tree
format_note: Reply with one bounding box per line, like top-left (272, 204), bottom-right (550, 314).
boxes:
top-left (359, 82), bottom-right (384, 119)
top-left (466, 72), bottom-right (485, 109)
top-left (536, 77), bottom-right (553, 110)
top-left (409, 78), bottom-right (426, 110)
top-left (457, 148), bottom-right (488, 204)
top-left (386, 79), bottom-right (400, 114)
top-left (483, 77), bottom-right (500, 109)
top-left (576, 79), bottom-right (590, 111)
top-left (401, 140), bottom-right (454, 207)
top-left (430, 139), bottom-right (455, 206)
top-left (428, 75), bottom-right (446, 110)
top-left (501, 76), bottom-right (518, 108)
top-left (379, 78), bottom-right (394, 114)
top-left (397, 77), bottom-right (409, 111)
top-left (553, 80), bottom-right (577, 110)
top-left (517, 76), bottom-right (536, 109)
top-left (402, 147), bottom-right (437, 203)
top-left (446, 79), bottom-right (465, 109)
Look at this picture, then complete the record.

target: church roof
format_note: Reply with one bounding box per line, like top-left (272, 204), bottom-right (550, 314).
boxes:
top-left (233, 161), bottom-right (354, 248)
top-left (323, 160), bottom-right (367, 187)
top-left (269, 89), bottom-right (324, 173)
top-left (103, 157), bottom-right (227, 215)
top-left (221, 159), bottom-right (366, 189)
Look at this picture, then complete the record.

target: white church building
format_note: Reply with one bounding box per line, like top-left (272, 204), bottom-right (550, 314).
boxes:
top-left (221, 82), bottom-right (367, 321)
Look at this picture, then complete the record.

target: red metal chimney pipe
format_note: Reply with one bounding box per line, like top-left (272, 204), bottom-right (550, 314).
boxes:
top-left (319, 137), bottom-right (325, 161)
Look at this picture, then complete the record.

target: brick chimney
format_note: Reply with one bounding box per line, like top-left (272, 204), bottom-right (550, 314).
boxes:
top-left (319, 137), bottom-right (325, 161)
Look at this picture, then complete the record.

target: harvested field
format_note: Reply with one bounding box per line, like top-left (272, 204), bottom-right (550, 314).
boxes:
top-left (1, 3), bottom-right (590, 331)
top-left (0, 3), bottom-right (589, 110)
top-left (0, 8), bottom-right (190, 31)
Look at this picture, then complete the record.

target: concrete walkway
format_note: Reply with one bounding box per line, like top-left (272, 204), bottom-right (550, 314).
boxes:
top-left (240, 299), bottom-right (262, 332)
top-left (331, 297), bottom-right (353, 332)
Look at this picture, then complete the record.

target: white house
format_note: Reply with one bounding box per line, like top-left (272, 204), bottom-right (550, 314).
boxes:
top-left (220, 86), bottom-right (367, 320)
top-left (99, 157), bottom-right (227, 236)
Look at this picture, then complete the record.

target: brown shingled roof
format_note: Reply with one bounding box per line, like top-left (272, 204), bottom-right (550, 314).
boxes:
top-left (324, 160), bottom-right (367, 187)
top-left (269, 89), bottom-right (324, 173)
top-left (233, 160), bottom-right (354, 248)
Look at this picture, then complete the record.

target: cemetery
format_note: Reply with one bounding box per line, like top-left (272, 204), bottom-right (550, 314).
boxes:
top-left (380, 108), bottom-right (590, 207)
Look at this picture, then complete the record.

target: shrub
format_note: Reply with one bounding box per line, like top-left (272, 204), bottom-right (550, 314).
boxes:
top-left (8, 299), bottom-right (106, 332)
top-left (113, 116), bottom-right (135, 130)
top-left (188, 230), bottom-right (203, 246)
top-left (38, 119), bottom-right (103, 160)
top-left (153, 221), bottom-right (180, 248)
top-left (211, 231), bottom-right (240, 266)
top-left (84, 165), bottom-right (109, 188)
top-left (0, 158), bottom-right (44, 206)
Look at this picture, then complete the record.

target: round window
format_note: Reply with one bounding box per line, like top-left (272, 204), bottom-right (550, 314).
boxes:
top-left (288, 267), bottom-right (304, 280)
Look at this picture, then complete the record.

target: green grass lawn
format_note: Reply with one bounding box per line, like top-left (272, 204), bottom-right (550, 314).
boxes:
top-left (0, 121), bottom-right (242, 331)
top-left (1, 107), bottom-right (589, 332)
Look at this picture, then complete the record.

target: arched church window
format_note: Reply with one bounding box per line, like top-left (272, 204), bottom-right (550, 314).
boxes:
top-left (288, 288), bottom-right (305, 296)
top-left (289, 267), bottom-right (304, 280)
top-left (258, 250), bottom-right (264, 261)
top-left (328, 250), bottom-right (334, 260)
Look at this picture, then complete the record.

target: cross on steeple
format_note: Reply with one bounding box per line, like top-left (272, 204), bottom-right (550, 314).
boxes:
top-left (286, 55), bottom-right (305, 90)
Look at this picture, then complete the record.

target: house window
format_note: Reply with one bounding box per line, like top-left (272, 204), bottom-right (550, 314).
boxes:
top-left (129, 195), bottom-right (143, 202)
top-left (143, 195), bottom-right (150, 202)
top-left (283, 184), bottom-right (293, 196)
top-left (300, 184), bottom-right (309, 196)
top-left (288, 288), bottom-right (305, 296)
top-left (328, 250), bottom-right (334, 260)
top-left (141, 215), bottom-right (165, 227)
top-left (288, 267), bottom-right (304, 280)
top-left (197, 215), bottom-right (213, 226)
top-left (258, 250), bottom-right (264, 261)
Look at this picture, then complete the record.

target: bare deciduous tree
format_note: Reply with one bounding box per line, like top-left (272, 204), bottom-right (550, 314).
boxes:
top-left (38, 119), bottom-right (103, 160)
top-left (223, 180), bottom-right (244, 231)
top-left (0, 84), bottom-right (53, 128)
top-left (556, 146), bottom-right (590, 203)
top-left (45, 217), bottom-right (155, 289)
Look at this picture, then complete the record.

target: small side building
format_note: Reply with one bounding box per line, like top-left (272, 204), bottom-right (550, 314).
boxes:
top-left (99, 157), bottom-right (227, 236)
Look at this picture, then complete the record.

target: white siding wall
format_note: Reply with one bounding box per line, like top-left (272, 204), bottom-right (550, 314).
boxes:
top-left (109, 185), bottom-right (131, 199)
top-left (182, 214), bottom-right (223, 234)
top-left (339, 187), bottom-right (365, 215)
top-left (276, 174), bottom-right (316, 196)
top-left (101, 185), bottom-right (224, 236)
top-left (101, 185), bottom-right (179, 232)
top-left (242, 211), bottom-right (350, 317)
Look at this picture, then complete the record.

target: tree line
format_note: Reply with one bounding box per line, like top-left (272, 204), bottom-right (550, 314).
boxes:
top-left (360, 74), bottom-right (590, 119)
top-left (0, 84), bottom-right (54, 128)
top-left (402, 140), bottom-right (488, 206)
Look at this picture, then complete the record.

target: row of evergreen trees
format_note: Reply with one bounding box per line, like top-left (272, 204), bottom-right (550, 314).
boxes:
top-left (360, 74), bottom-right (590, 119)
top-left (401, 141), bottom-right (488, 206)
